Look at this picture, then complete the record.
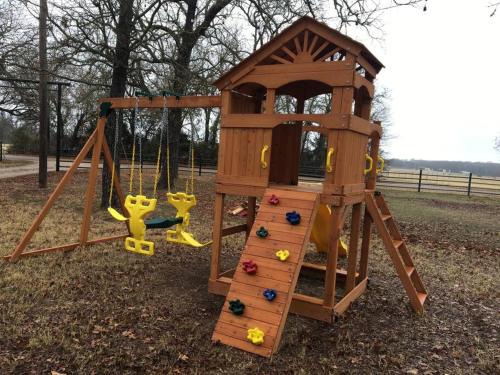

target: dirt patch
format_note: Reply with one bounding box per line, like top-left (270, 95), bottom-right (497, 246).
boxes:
top-left (0, 173), bottom-right (498, 374)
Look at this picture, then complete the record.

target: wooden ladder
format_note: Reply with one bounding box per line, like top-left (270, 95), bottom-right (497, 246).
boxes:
top-left (365, 191), bottom-right (427, 313)
top-left (212, 188), bottom-right (319, 357)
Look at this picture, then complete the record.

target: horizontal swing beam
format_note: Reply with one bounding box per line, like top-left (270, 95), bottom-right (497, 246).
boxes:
top-left (98, 95), bottom-right (222, 109)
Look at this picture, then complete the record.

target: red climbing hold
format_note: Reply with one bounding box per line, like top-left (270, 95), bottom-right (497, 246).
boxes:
top-left (242, 260), bottom-right (258, 274)
top-left (267, 194), bottom-right (279, 205)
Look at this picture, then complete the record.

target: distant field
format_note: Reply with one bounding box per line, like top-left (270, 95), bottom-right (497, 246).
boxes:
top-left (378, 168), bottom-right (500, 196)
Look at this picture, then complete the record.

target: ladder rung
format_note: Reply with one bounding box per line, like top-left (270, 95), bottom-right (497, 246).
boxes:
top-left (405, 265), bottom-right (415, 277)
top-left (417, 292), bottom-right (427, 305)
top-left (381, 214), bottom-right (392, 222)
top-left (393, 240), bottom-right (403, 249)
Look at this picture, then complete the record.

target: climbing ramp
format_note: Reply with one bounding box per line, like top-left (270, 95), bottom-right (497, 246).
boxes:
top-left (212, 188), bottom-right (319, 357)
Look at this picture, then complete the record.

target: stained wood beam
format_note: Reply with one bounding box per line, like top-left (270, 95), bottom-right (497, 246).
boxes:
top-left (98, 95), bottom-right (221, 109)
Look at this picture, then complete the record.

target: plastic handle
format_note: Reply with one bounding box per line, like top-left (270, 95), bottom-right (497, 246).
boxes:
top-left (326, 147), bottom-right (334, 173)
top-left (260, 145), bottom-right (269, 169)
top-left (376, 155), bottom-right (385, 174)
top-left (364, 154), bottom-right (373, 175)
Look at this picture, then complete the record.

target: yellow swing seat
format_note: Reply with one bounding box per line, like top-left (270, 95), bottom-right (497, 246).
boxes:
top-left (116, 194), bottom-right (157, 256)
top-left (165, 192), bottom-right (212, 248)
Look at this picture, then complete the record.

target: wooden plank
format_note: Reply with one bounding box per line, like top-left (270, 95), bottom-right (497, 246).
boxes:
top-left (235, 69), bottom-right (354, 91)
top-left (221, 224), bottom-right (247, 237)
top-left (226, 291), bottom-right (285, 315)
top-left (252, 220), bottom-right (307, 235)
top-left (86, 234), bottom-right (128, 245)
top-left (210, 193), bottom-right (225, 281)
top-left (4, 243), bottom-right (79, 260)
top-left (236, 260), bottom-right (293, 283)
top-left (214, 321), bottom-right (275, 350)
top-left (334, 278), bottom-right (368, 315)
top-left (221, 304), bottom-right (282, 326)
top-left (246, 196), bottom-right (257, 238)
top-left (345, 203), bottom-right (362, 292)
top-left (270, 54), bottom-right (292, 64)
top-left (308, 34), bottom-right (319, 53)
top-left (323, 206), bottom-right (345, 307)
top-left (239, 254), bottom-right (295, 273)
top-left (263, 188), bottom-right (318, 201)
top-left (257, 204), bottom-right (313, 217)
top-left (317, 47), bottom-right (342, 62)
top-left (8, 130), bottom-right (97, 261)
top-left (310, 41), bottom-right (329, 59)
top-left (229, 280), bottom-right (289, 304)
top-left (80, 116), bottom-right (106, 244)
top-left (232, 272), bottom-right (292, 293)
top-left (244, 244), bottom-right (301, 264)
top-left (249, 226), bottom-right (306, 245)
top-left (245, 235), bottom-right (307, 251)
top-left (98, 95), bottom-right (222, 109)
top-left (249, 61), bottom-right (353, 76)
top-left (219, 311), bottom-right (278, 334)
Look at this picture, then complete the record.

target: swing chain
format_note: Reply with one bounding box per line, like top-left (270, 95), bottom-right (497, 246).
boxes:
top-left (108, 109), bottom-right (120, 207)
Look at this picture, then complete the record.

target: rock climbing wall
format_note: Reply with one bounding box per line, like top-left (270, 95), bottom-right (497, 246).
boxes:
top-left (212, 188), bottom-right (319, 357)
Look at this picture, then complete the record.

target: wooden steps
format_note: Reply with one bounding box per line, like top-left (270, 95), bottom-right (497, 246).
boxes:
top-left (365, 191), bottom-right (428, 313)
top-left (212, 188), bottom-right (319, 357)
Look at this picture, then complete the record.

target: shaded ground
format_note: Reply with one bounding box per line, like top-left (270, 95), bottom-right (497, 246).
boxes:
top-left (0, 172), bottom-right (498, 374)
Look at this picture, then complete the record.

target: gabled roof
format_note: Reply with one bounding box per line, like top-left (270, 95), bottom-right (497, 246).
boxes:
top-left (214, 16), bottom-right (383, 90)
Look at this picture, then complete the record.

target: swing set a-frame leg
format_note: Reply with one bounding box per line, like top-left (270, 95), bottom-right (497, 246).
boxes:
top-left (5, 111), bottom-right (130, 262)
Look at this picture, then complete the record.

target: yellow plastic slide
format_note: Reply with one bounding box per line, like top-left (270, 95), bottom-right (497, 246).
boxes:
top-left (310, 204), bottom-right (348, 256)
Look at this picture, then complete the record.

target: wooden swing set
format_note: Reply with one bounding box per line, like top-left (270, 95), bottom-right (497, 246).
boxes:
top-left (5, 16), bottom-right (427, 358)
top-left (4, 94), bottom-right (221, 262)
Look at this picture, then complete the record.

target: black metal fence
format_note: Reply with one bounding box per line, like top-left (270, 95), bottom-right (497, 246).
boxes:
top-left (59, 153), bottom-right (500, 197)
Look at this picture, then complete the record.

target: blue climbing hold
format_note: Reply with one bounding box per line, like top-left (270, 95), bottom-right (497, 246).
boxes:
top-left (286, 211), bottom-right (301, 225)
top-left (263, 289), bottom-right (277, 301)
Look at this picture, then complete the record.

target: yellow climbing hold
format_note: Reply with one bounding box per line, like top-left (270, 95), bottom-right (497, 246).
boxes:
top-left (247, 327), bottom-right (265, 345)
top-left (275, 249), bottom-right (290, 261)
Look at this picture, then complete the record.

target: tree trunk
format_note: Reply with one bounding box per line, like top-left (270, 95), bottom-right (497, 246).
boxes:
top-left (159, 1), bottom-right (197, 189)
top-left (101, 0), bottom-right (134, 208)
top-left (38, 0), bottom-right (48, 188)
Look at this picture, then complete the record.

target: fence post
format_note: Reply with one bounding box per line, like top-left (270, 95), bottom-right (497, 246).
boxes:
top-left (417, 169), bottom-right (423, 192)
top-left (467, 172), bottom-right (473, 197)
top-left (0, 141), bottom-right (3, 162)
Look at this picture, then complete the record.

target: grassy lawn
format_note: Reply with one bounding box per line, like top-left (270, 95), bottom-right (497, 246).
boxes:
top-left (0, 172), bottom-right (498, 374)
top-left (0, 159), bottom-right (33, 169)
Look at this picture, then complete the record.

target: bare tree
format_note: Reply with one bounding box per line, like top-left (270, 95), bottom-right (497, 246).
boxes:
top-left (39, 0), bottom-right (49, 188)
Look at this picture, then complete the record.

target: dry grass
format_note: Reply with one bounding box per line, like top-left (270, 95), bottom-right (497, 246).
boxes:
top-left (0, 171), bottom-right (498, 374)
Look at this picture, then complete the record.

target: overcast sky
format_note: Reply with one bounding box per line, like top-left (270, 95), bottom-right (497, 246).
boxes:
top-left (349, 0), bottom-right (499, 162)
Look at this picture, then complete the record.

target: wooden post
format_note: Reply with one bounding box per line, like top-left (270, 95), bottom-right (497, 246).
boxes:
top-left (345, 203), bottom-right (362, 292)
top-left (467, 172), bottom-right (473, 197)
top-left (359, 131), bottom-right (381, 278)
top-left (246, 196), bottom-right (256, 238)
top-left (323, 206), bottom-right (345, 307)
top-left (56, 83), bottom-right (63, 172)
top-left (210, 193), bottom-right (225, 281)
top-left (265, 89), bottom-right (276, 114)
top-left (9, 130), bottom-right (98, 261)
top-left (418, 169), bottom-right (423, 192)
top-left (79, 116), bottom-right (107, 244)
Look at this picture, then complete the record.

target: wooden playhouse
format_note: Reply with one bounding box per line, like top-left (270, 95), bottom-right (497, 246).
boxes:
top-left (207, 17), bottom-right (427, 357)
